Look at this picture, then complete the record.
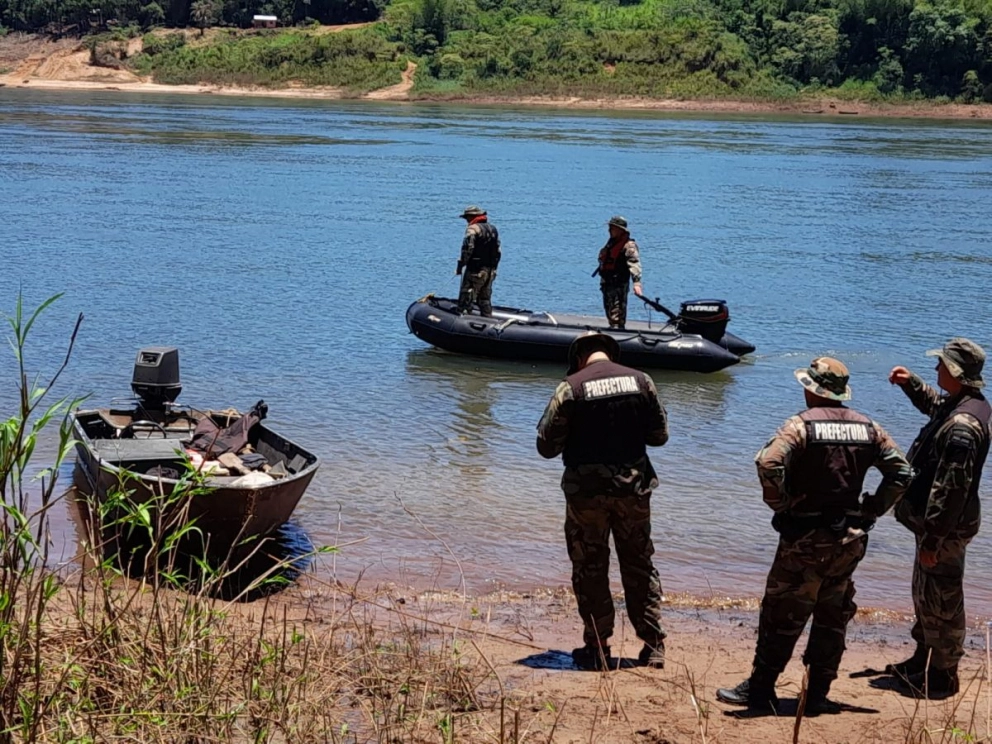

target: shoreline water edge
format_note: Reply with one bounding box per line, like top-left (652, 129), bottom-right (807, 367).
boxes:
top-left (5, 76), bottom-right (992, 121)
top-left (5, 73), bottom-right (992, 121)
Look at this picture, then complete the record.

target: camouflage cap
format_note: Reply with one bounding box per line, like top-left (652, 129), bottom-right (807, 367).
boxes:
top-left (460, 205), bottom-right (486, 219)
top-left (607, 215), bottom-right (629, 231)
top-left (567, 331), bottom-right (621, 375)
top-left (794, 357), bottom-right (852, 401)
top-left (926, 337), bottom-right (985, 388)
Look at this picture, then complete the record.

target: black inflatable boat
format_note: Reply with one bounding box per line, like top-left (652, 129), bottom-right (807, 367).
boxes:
top-left (406, 296), bottom-right (755, 373)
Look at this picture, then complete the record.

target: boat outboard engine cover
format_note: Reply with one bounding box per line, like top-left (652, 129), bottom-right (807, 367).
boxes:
top-left (131, 347), bottom-right (182, 407)
top-left (678, 300), bottom-right (730, 344)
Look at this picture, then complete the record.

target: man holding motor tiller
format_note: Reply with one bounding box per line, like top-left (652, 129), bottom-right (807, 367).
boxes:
top-left (593, 216), bottom-right (644, 330)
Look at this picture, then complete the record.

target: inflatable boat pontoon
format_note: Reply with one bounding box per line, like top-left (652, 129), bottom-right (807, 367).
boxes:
top-left (406, 295), bottom-right (755, 373)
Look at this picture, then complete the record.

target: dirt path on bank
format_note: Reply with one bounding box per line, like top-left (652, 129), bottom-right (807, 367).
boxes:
top-left (364, 60), bottom-right (417, 100)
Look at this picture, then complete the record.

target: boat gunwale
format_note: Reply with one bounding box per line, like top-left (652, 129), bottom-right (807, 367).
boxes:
top-left (411, 300), bottom-right (728, 350)
top-left (418, 294), bottom-right (741, 342)
top-left (71, 412), bottom-right (321, 492)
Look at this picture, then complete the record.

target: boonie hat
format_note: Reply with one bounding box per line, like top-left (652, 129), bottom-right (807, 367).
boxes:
top-left (567, 331), bottom-right (621, 375)
top-left (926, 337), bottom-right (985, 388)
top-left (607, 215), bottom-right (629, 231)
top-left (794, 357), bottom-right (852, 401)
top-left (460, 205), bottom-right (486, 219)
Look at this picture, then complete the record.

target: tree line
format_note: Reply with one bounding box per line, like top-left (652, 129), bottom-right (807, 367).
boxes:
top-left (0, 0), bottom-right (383, 32)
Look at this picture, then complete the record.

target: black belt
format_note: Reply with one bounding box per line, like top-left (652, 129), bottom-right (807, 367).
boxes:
top-left (772, 513), bottom-right (875, 541)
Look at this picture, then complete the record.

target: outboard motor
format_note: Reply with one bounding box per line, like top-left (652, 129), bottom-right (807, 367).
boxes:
top-left (678, 300), bottom-right (730, 344)
top-left (131, 347), bottom-right (182, 409)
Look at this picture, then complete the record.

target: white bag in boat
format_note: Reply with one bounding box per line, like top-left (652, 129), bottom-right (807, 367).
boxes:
top-left (201, 460), bottom-right (230, 476)
top-left (230, 471), bottom-right (276, 488)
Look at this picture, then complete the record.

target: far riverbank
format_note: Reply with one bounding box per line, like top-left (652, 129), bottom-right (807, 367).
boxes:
top-left (3, 30), bottom-right (992, 122)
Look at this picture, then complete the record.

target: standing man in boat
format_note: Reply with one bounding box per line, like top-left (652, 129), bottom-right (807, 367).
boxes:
top-left (595, 216), bottom-right (643, 330)
top-left (882, 338), bottom-right (990, 699)
top-left (455, 205), bottom-right (501, 317)
top-left (536, 332), bottom-right (669, 671)
top-left (716, 357), bottom-right (912, 713)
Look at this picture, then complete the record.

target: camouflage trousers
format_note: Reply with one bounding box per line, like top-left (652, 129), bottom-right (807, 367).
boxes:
top-left (911, 534), bottom-right (971, 670)
top-left (753, 531), bottom-right (867, 680)
top-left (563, 491), bottom-right (665, 647)
top-left (601, 282), bottom-right (629, 328)
top-left (458, 268), bottom-right (496, 316)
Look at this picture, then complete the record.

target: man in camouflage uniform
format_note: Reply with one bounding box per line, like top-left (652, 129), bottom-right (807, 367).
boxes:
top-left (595, 216), bottom-right (644, 329)
top-left (456, 205), bottom-right (501, 317)
top-left (536, 332), bottom-right (669, 671)
top-left (717, 358), bottom-right (912, 713)
top-left (883, 338), bottom-right (991, 699)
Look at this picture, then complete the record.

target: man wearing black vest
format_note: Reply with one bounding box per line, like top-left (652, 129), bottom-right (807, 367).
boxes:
top-left (717, 357), bottom-right (912, 713)
top-left (455, 205), bottom-right (501, 317)
top-left (536, 332), bottom-right (669, 671)
top-left (883, 338), bottom-right (991, 699)
top-left (595, 216), bottom-right (644, 329)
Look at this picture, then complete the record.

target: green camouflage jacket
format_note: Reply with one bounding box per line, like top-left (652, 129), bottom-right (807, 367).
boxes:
top-left (895, 373), bottom-right (989, 550)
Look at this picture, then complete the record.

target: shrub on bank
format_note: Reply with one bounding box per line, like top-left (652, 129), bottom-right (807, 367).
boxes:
top-left (131, 28), bottom-right (407, 90)
top-left (141, 30), bottom-right (187, 55)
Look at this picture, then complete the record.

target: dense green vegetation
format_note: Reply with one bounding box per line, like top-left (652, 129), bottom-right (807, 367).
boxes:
top-left (132, 26), bottom-right (407, 89)
top-left (4, 0), bottom-right (992, 101)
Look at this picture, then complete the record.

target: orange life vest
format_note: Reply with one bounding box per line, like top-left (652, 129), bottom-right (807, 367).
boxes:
top-left (598, 238), bottom-right (630, 278)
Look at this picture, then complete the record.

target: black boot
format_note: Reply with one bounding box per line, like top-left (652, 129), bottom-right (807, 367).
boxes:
top-left (902, 666), bottom-right (960, 700)
top-left (885, 645), bottom-right (929, 679)
top-left (804, 673), bottom-right (841, 715)
top-left (638, 640), bottom-right (665, 669)
top-left (716, 669), bottom-right (779, 711)
top-left (716, 679), bottom-right (753, 706)
top-left (572, 643), bottom-right (612, 671)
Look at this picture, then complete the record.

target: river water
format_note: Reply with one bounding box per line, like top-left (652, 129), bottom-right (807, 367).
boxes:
top-left (1, 89), bottom-right (991, 615)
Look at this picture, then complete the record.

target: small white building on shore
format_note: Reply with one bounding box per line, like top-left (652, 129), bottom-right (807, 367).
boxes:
top-left (252, 15), bottom-right (277, 28)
